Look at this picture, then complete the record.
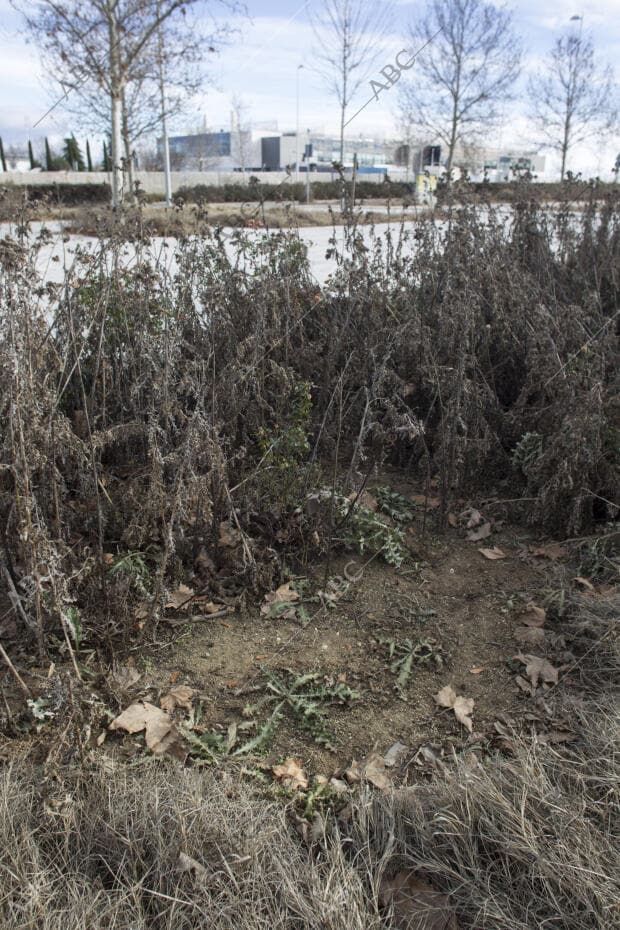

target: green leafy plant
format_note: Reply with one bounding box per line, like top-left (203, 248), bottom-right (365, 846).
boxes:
top-left (334, 493), bottom-right (406, 567)
top-left (380, 637), bottom-right (446, 698)
top-left (376, 486), bottom-right (416, 522)
top-left (243, 669), bottom-right (359, 750)
top-left (512, 432), bottom-right (544, 476)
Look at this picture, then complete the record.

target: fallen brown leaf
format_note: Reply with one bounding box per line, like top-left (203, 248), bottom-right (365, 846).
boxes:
top-left (515, 674), bottom-right (533, 694)
top-left (520, 603), bottom-right (546, 627)
top-left (447, 513), bottom-right (458, 527)
top-left (112, 664), bottom-right (141, 690)
top-left (160, 685), bottom-right (196, 714)
top-left (468, 666), bottom-right (485, 674)
top-left (260, 582), bottom-right (300, 617)
top-left (178, 852), bottom-right (208, 880)
top-left (574, 576), bottom-right (595, 591)
top-left (514, 653), bottom-right (559, 689)
top-left (435, 685), bottom-right (474, 732)
top-left (479, 546), bottom-right (507, 560)
top-left (463, 507), bottom-right (483, 528)
top-left (453, 696), bottom-right (475, 732)
top-left (379, 870), bottom-right (459, 930)
top-left (514, 626), bottom-right (547, 647)
top-left (109, 702), bottom-right (185, 757)
top-left (272, 758), bottom-right (308, 791)
top-left (348, 489), bottom-right (378, 512)
top-left (467, 521), bottom-right (492, 541)
top-left (165, 584), bottom-right (194, 611)
top-left (411, 494), bottom-right (441, 509)
top-left (361, 753), bottom-right (391, 790)
top-left (530, 543), bottom-right (568, 560)
top-left (218, 521), bottom-right (240, 548)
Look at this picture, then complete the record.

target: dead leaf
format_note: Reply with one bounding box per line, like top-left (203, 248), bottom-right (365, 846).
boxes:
top-left (165, 584), bottom-right (194, 610)
top-left (435, 685), bottom-right (457, 708)
top-left (178, 852), bottom-right (208, 880)
top-left (272, 758), bottom-right (308, 791)
top-left (348, 489), bottom-right (378, 512)
top-left (261, 582), bottom-right (300, 616)
top-left (447, 513), bottom-right (458, 527)
top-left (435, 686), bottom-right (474, 732)
top-left (414, 743), bottom-right (444, 769)
top-left (344, 759), bottom-right (362, 784)
top-left (514, 626), bottom-right (547, 647)
top-left (218, 521), bottom-right (240, 548)
top-left (384, 741), bottom-right (408, 767)
top-left (468, 666), bottom-right (485, 675)
top-left (538, 730), bottom-right (576, 744)
top-left (109, 702), bottom-right (185, 757)
top-left (160, 685), bottom-right (196, 714)
top-left (379, 870), bottom-right (459, 930)
top-left (463, 507), bottom-right (483, 528)
top-left (453, 696), bottom-right (475, 732)
top-left (574, 576), bottom-right (595, 591)
top-left (112, 664), bottom-right (141, 690)
top-left (530, 543), bottom-right (568, 560)
top-left (514, 653), bottom-right (559, 689)
top-left (520, 603), bottom-right (546, 627)
top-left (411, 494), bottom-right (441, 509)
top-left (361, 753), bottom-right (391, 790)
top-left (478, 546), bottom-right (507, 560)
top-left (328, 777), bottom-right (349, 795)
top-left (515, 674), bottom-right (533, 694)
top-left (467, 521), bottom-right (492, 541)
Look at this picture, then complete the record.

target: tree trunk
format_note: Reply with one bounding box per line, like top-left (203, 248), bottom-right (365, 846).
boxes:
top-left (110, 93), bottom-right (123, 207)
top-left (108, 10), bottom-right (124, 208)
top-left (560, 113), bottom-right (571, 180)
top-left (121, 88), bottom-right (135, 201)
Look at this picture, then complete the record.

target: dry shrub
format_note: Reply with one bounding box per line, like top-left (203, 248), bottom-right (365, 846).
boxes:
top-left (0, 181), bottom-right (618, 652)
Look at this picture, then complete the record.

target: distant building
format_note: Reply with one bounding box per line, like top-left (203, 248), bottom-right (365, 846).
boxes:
top-left (410, 141), bottom-right (546, 182)
top-left (160, 128), bottom-right (257, 170)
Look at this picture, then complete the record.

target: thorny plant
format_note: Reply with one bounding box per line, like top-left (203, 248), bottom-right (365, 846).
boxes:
top-left (240, 668), bottom-right (359, 750)
top-left (0, 177), bottom-right (618, 659)
top-left (379, 636), bottom-right (446, 698)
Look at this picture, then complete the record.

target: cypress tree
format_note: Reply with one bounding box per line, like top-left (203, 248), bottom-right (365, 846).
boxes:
top-left (63, 134), bottom-right (86, 170)
top-left (28, 140), bottom-right (40, 169)
top-left (86, 139), bottom-right (93, 172)
top-left (103, 141), bottom-right (111, 172)
top-left (0, 137), bottom-right (6, 173)
top-left (45, 137), bottom-right (53, 171)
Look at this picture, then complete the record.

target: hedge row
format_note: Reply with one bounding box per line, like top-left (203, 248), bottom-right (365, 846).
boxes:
top-left (2, 182), bottom-right (111, 205)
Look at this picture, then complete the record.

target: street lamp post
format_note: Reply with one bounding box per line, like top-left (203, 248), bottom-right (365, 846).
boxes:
top-left (570, 13), bottom-right (584, 39)
top-left (296, 64), bottom-right (304, 181)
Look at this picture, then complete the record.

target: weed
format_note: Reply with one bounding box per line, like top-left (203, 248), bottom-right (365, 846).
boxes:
top-left (380, 637), bottom-right (446, 697)
top-left (375, 486), bottom-right (416, 522)
top-left (334, 493), bottom-right (406, 567)
top-left (244, 669), bottom-right (359, 750)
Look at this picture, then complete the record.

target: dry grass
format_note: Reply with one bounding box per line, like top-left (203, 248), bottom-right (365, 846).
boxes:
top-left (1, 707), bottom-right (617, 929)
top-left (1, 595), bottom-right (618, 930)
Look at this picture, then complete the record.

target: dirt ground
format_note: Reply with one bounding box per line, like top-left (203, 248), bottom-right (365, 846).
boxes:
top-left (1, 472), bottom-right (588, 780)
top-left (135, 488), bottom-right (571, 776)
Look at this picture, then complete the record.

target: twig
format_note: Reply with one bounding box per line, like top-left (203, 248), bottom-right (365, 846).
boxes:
top-left (0, 640), bottom-right (31, 696)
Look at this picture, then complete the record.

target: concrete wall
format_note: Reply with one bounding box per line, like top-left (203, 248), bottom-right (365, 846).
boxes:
top-left (1, 169), bottom-right (386, 195)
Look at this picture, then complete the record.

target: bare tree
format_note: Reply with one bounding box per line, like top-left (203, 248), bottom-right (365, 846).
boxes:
top-left (528, 32), bottom-right (617, 180)
top-left (310, 0), bottom-right (391, 164)
top-left (15, 0), bottom-right (231, 206)
top-left (398, 0), bottom-right (521, 181)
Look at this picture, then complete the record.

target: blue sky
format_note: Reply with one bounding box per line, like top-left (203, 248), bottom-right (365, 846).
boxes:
top-left (1, 0), bottom-right (619, 176)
